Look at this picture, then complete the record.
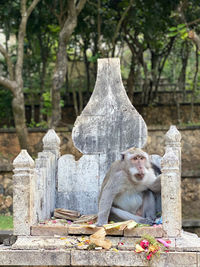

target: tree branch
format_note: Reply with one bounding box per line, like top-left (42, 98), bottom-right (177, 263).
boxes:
top-left (27, 0), bottom-right (41, 18)
top-left (0, 76), bottom-right (15, 93)
top-left (76, 0), bottom-right (87, 16)
top-left (0, 44), bottom-right (14, 80)
top-left (112, 0), bottom-right (134, 55)
top-left (16, 0), bottom-right (41, 83)
top-left (178, 0), bottom-right (200, 50)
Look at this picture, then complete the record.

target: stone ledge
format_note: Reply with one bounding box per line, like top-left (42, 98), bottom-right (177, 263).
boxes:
top-left (31, 224), bottom-right (165, 237)
top-left (0, 248), bottom-right (71, 266)
top-left (0, 248), bottom-right (198, 266)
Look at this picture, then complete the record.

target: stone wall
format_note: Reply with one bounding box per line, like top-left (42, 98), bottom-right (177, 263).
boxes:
top-left (0, 127), bottom-right (200, 221)
top-left (0, 171), bottom-right (12, 216)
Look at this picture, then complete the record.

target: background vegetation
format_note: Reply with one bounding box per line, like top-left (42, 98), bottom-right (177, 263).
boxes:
top-left (0, 215), bottom-right (13, 230)
top-left (0, 0), bottom-right (200, 150)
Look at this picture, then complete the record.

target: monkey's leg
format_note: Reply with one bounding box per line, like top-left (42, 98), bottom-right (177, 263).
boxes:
top-left (110, 207), bottom-right (153, 225)
top-left (142, 190), bottom-right (156, 222)
top-left (155, 192), bottom-right (161, 216)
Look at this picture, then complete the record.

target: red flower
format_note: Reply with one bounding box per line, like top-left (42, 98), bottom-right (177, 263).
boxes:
top-left (140, 239), bottom-right (149, 249)
top-left (146, 252), bottom-right (153, 261)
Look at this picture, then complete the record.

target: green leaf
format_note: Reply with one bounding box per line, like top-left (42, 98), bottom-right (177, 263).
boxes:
top-left (181, 32), bottom-right (188, 40)
top-left (168, 27), bottom-right (177, 32)
top-left (167, 31), bottom-right (178, 37)
top-left (177, 23), bottom-right (186, 29)
top-left (178, 28), bottom-right (187, 34)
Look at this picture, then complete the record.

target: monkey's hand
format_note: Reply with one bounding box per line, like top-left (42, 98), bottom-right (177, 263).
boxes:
top-left (140, 217), bottom-right (155, 226)
top-left (148, 175), bottom-right (161, 193)
top-left (96, 216), bottom-right (108, 227)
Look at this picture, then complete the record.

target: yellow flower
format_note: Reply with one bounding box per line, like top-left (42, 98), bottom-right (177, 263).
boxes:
top-left (77, 242), bottom-right (84, 246)
top-left (148, 245), bottom-right (158, 253)
top-left (112, 248), bottom-right (119, 252)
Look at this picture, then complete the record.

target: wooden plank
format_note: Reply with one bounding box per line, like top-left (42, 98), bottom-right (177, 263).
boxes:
top-left (68, 225), bottom-right (101, 235)
top-left (31, 225), bottom-right (68, 236)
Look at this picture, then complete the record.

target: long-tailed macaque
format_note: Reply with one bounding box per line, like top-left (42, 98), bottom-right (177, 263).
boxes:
top-left (97, 147), bottom-right (161, 226)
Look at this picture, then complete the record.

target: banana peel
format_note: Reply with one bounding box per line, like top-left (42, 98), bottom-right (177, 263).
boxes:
top-left (90, 227), bottom-right (112, 250)
top-left (103, 220), bottom-right (137, 231)
top-left (89, 220), bottom-right (137, 250)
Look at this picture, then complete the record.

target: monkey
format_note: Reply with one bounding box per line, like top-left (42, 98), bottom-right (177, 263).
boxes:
top-left (96, 147), bottom-right (161, 226)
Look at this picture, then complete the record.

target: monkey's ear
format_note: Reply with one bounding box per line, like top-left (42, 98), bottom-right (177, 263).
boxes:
top-left (121, 149), bottom-right (131, 160)
top-left (121, 151), bottom-right (126, 160)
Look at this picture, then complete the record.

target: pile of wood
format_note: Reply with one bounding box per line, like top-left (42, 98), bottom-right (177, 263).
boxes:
top-left (54, 208), bottom-right (97, 223)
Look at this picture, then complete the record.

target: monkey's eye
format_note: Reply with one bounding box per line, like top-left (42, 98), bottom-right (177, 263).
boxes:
top-left (132, 156), bottom-right (146, 161)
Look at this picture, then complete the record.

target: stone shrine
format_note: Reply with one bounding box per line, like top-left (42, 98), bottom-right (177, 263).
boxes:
top-left (0, 58), bottom-right (200, 266)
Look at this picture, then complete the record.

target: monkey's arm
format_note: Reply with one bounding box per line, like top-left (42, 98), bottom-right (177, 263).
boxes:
top-left (97, 171), bottom-right (123, 226)
top-left (97, 183), bottom-right (117, 226)
top-left (148, 175), bottom-right (161, 193)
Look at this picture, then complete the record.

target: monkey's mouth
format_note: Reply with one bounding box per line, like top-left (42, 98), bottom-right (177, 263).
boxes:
top-left (135, 173), bottom-right (144, 180)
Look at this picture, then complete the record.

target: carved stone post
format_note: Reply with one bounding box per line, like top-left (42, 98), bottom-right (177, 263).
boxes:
top-left (161, 126), bottom-right (182, 237)
top-left (13, 150), bottom-right (35, 236)
top-left (165, 125), bottom-right (181, 171)
top-left (43, 129), bottom-right (60, 158)
top-left (40, 129), bottom-right (60, 218)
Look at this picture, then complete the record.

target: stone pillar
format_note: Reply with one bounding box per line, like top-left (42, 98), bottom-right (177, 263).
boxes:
top-left (165, 125), bottom-right (181, 171)
top-left (43, 129), bottom-right (60, 158)
top-left (35, 129), bottom-right (60, 219)
top-left (161, 126), bottom-right (182, 237)
top-left (13, 150), bottom-right (35, 236)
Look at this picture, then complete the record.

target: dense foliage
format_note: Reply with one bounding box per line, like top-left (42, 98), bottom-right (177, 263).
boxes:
top-left (0, 0), bottom-right (200, 133)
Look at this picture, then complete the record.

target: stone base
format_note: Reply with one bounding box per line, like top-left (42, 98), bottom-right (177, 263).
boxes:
top-left (0, 246), bottom-right (199, 266)
top-left (0, 229), bottom-right (200, 266)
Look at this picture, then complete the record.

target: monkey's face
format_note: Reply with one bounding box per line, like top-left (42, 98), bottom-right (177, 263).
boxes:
top-left (131, 155), bottom-right (146, 179)
top-left (122, 147), bottom-right (150, 183)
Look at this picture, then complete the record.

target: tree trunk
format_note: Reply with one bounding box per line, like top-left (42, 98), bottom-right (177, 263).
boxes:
top-left (189, 45), bottom-right (199, 122)
top-left (0, 0), bottom-right (40, 151)
top-left (83, 41), bottom-right (91, 99)
top-left (178, 41), bottom-right (189, 102)
top-left (12, 88), bottom-right (29, 149)
top-left (126, 55), bottom-right (135, 103)
top-left (50, 0), bottom-right (87, 128)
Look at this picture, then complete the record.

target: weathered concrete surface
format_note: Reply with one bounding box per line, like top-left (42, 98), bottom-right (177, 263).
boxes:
top-left (0, 232), bottom-right (200, 266)
top-left (71, 250), bottom-right (198, 267)
top-left (0, 247), bottom-right (71, 266)
top-left (0, 247), bottom-right (198, 266)
top-left (72, 58), bottom-right (147, 157)
top-left (57, 154), bottom-right (102, 214)
top-left (161, 126), bottom-right (182, 237)
top-left (175, 231), bottom-right (200, 252)
top-left (13, 150), bottom-right (35, 236)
